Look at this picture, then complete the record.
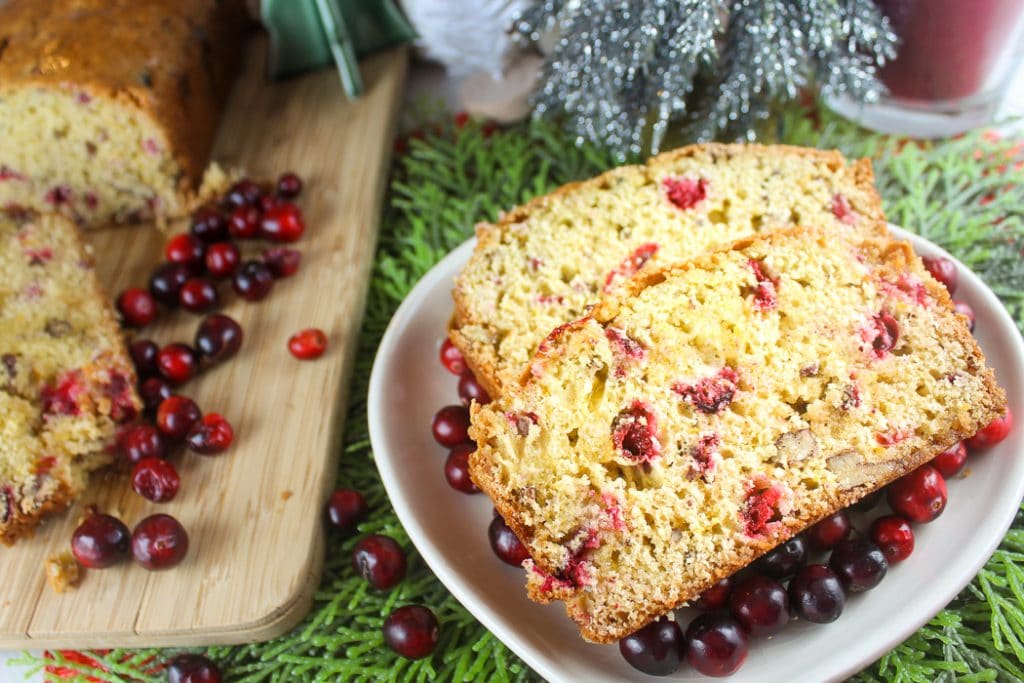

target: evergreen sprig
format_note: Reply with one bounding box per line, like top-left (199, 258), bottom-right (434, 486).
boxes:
top-left (15, 113), bottom-right (1024, 682)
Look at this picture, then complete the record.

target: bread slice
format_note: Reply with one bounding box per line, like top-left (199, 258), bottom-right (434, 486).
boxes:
top-left (451, 143), bottom-right (888, 398)
top-left (468, 226), bottom-right (1005, 643)
top-left (0, 0), bottom-right (246, 227)
top-left (1, 208), bottom-right (140, 544)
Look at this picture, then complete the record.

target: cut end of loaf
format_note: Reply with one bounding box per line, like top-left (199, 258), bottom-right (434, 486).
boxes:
top-left (469, 226), bottom-right (1005, 643)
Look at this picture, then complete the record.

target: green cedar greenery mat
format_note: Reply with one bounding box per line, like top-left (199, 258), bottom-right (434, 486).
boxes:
top-left (16, 109), bottom-right (1024, 682)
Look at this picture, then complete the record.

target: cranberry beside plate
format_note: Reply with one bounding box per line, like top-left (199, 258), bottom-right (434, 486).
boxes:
top-left (367, 227), bottom-right (1024, 683)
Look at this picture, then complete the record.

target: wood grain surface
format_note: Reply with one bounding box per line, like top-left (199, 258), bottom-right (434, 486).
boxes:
top-left (0, 39), bottom-right (407, 648)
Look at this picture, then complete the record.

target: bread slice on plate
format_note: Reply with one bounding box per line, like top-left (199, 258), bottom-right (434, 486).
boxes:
top-left (0, 209), bottom-right (140, 544)
top-left (451, 143), bottom-right (888, 398)
top-left (468, 225), bottom-right (1005, 644)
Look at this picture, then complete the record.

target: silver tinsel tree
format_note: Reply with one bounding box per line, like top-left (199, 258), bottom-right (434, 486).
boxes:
top-left (515, 0), bottom-right (897, 157)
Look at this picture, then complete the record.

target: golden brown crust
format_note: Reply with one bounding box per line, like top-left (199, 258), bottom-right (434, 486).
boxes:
top-left (469, 224), bottom-right (1006, 644)
top-left (0, 0), bottom-right (248, 190)
top-left (450, 144), bottom-right (889, 398)
top-left (0, 479), bottom-right (75, 546)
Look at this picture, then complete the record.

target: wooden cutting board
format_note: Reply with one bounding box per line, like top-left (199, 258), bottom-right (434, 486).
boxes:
top-left (0, 39), bottom-right (407, 648)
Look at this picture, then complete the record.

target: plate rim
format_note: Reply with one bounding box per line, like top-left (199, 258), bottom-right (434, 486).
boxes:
top-left (367, 225), bottom-right (1024, 682)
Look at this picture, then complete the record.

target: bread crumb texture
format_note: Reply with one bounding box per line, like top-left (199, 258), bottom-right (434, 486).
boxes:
top-left (469, 227), bottom-right (1005, 643)
top-left (0, 209), bottom-right (139, 544)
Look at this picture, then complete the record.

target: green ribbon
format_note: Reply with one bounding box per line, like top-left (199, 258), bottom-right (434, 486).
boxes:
top-left (261, 0), bottom-right (415, 98)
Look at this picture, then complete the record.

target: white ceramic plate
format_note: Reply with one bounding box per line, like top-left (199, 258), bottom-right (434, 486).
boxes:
top-left (368, 227), bottom-right (1024, 682)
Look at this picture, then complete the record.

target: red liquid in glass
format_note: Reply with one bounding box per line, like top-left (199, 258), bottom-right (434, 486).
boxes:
top-left (876, 0), bottom-right (1024, 101)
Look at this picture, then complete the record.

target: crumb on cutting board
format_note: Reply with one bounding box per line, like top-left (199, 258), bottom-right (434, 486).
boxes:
top-left (45, 551), bottom-right (82, 593)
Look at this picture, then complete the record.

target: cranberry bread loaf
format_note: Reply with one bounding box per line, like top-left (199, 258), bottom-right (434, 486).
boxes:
top-left (451, 143), bottom-right (888, 397)
top-left (468, 226), bottom-right (1005, 643)
top-left (0, 0), bottom-right (247, 227)
top-left (1, 209), bottom-right (140, 544)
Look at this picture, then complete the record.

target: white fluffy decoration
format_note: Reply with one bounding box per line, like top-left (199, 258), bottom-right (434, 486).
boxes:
top-left (399, 0), bottom-right (531, 77)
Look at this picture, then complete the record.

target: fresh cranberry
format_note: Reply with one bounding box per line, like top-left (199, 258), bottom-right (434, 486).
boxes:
top-left (204, 242), bottom-right (240, 277)
top-left (157, 343), bottom-right (198, 385)
top-left (149, 262), bottom-right (192, 307)
top-left (432, 405), bottom-right (472, 447)
top-left (260, 202), bottom-right (305, 242)
top-left (276, 172), bottom-right (303, 199)
top-left (921, 255), bottom-right (958, 294)
top-left (439, 338), bottom-right (467, 375)
top-left (788, 564), bottom-right (845, 623)
top-left (262, 247), bottom-right (301, 278)
top-left (186, 413), bottom-right (234, 455)
top-left (194, 313), bottom-right (243, 364)
top-left (953, 300), bottom-right (976, 332)
top-left (619, 617), bottom-right (684, 676)
top-left (228, 205), bottom-right (261, 239)
top-left (754, 535), bottom-right (806, 579)
top-left (259, 194), bottom-right (280, 212)
top-left (226, 179), bottom-right (263, 208)
top-left (352, 534), bottom-right (407, 590)
top-left (118, 423), bottom-right (167, 463)
top-left (325, 489), bottom-right (368, 534)
top-left (829, 536), bottom-right (888, 592)
top-left (117, 288), bottom-right (158, 327)
top-left (685, 613), bottom-right (749, 677)
top-left (156, 395), bottom-right (202, 440)
top-left (131, 457), bottom-right (180, 503)
top-left (805, 510), bottom-right (851, 551)
top-left (179, 278), bottom-right (219, 313)
top-left (887, 464), bottom-right (948, 523)
top-left (932, 441), bottom-right (968, 477)
top-left (445, 443), bottom-right (479, 494)
top-left (132, 513), bottom-right (189, 569)
top-left (869, 515), bottom-right (915, 564)
top-left (694, 576), bottom-right (732, 611)
top-left (165, 234), bottom-right (205, 268)
top-left (966, 409), bottom-right (1013, 450)
top-left (140, 377), bottom-right (174, 415)
top-left (190, 206), bottom-right (229, 243)
top-left (129, 339), bottom-right (160, 378)
top-left (382, 605), bottom-right (439, 660)
top-left (850, 488), bottom-right (885, 512)
top-left (288, 328), bottom-right (327, 360)
top-left (166, 653), bottom-right (222, 683)
top-left (71, 513), bottom-right (131, 568)
top-left (728, 575), bottom-right (789, 637)
top-left (457, 373), bottom-right (491, 405)
top-left (488, 515), bottom-right (530, 566)
top-left (232, 260), bottom-right (275, 301)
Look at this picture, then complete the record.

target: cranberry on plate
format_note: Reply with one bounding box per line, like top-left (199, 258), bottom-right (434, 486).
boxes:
top-left (156, 343), bottom-right (198, 385)
top-left (190, 205), bottom-right (229, 243)
top-left (444, 443), bottom-right (479, 494)
top-left (953, 300), bottom-right (976, 332)
top-left (263, 247), bottom-right (301, 278)
top-left (276, 171), bottom-right (303, 199)
top-left (870, 515), bottom-right (915, 564)
top-left (788, 564), bottom-right (845, 624)
top-left (165, 233), bottom-right (205, 268)
top-left (619, 617), bottom-right (684, 676)
top-left (457, 372), bottom-right (491, 405)
top-left (805, 510), bottom-right (851, 551)
top-left (921, 255), bottom-right (957, 294)
top-left (228, 205), bottom-right (261, 239)
top-left (204, 242), bottom-right (240, 278)
top-left (179, 277), bottom-right (219, 313)
top-left (129, 339), bottom-right (160, 378)
top-left (71, 513), bottom-right (131, 568)
top-left (931, 441), bottom-right (968, 478)
top-left (226, 178), bottom-right (263, 208)
top-left (382, 605), bottom-right (439, 660)
top-left (325, 489), bottom-right (368, 535)
top-left (728, 574), bottom-right (790, 637)
top-left (118, 423), bottom-right (167, 463)
top-left (166, 653), bottom-right (222, 683)
top-left (488, 515), bottom-right (529, 566)
top-left (352, 534), bottom-right (407, 590)
top-left (887, 464), bottom-right (947, 523)
top-left (260, 202), bottom-right (305, 242)
top-left (139, 377), bottom-right (174, 415)
top-left (431, 405), bottom-right (472, 448)
top-left (149, 262), bottom-right (192, 307)
top-left (754, 535), bottom-right (806, 580)
top-left (829, 536), bottom-right (888, 593)
top-left (439, 338), bottom-right (466, 375)
top-left (966, 409), bottom-right (1013, 450)
top-left (694, 576), bottom-right (732, 611)
top-left (132, 513), bottom-right (189, 569)
top-left (685, 612), bottom-right (749, 677)
top-left (232, 260), bottom-right (275, 301)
